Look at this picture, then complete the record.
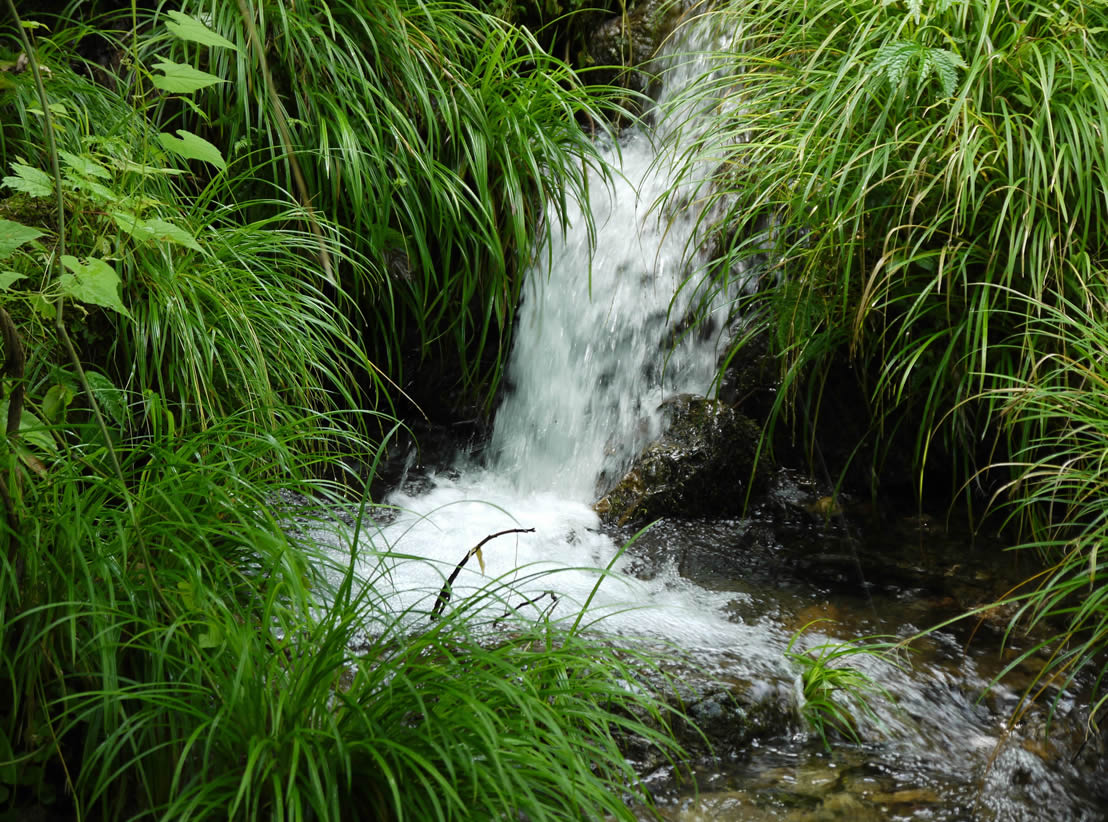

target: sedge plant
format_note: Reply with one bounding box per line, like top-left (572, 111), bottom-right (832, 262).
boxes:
top-left (662, 0), bottom-right (1108, 488)
top-left (785, 620), bottom-right (899, 750)
top-left (129, 0), bottom-right (623, 407)
top-left (662, 0), bottom-right (1108, 729)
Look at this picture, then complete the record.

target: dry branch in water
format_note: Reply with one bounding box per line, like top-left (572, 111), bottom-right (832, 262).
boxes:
top-left (430, 528), bottom-right (536, 620)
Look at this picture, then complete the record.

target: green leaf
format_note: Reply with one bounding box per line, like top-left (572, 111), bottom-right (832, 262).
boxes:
top-left (112, 211), bottom-right (203, 252)
top-left (0, 398), bottom-right (56, 455)
top-left (29, 293), bottom-right (54, 319)
top-left (2, 163), bottom-right (53, 198)
top-left (0, 271), bottom-right (28, 290)
top-left (59, 255), bottom-right (132, 318)
top-left (26, 102), bottom-right (68, 119)
top-left (164, 11), bottom-right (240, 52)
top-left (927, 47), bottom-right (966, 97)
top-left (158, 129), bottom-right (227, 171)
top-left (85, 370), bottom-right (128, 427)
top-left (0, 219), bottom-right (44, 258)
top-left (42, 383), bottom-right (75, 424)
top-left (68, 176), bottom-right (115, 203)
top-left (59, 150), bottom-right (111, 180)
top-left (872, 41), bottom-right (917, 91)
top-left (199, 621), bottom-right (224, 649)
top-left (150, 60), bottom-right (224, 94)
top-left (177, 579), bottom-right (198, 610)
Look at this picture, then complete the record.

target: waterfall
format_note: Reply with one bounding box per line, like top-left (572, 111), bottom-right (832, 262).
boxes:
top-left (310, 15), bottom-right (782, 659)
top-left (490, 20), bottom-right (739, 500)
top-left (304, 18), bottom-right (1108, 816)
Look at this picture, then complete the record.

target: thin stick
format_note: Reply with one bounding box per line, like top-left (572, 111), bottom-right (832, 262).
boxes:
top-left (430, 528), bottom-right (535, 620)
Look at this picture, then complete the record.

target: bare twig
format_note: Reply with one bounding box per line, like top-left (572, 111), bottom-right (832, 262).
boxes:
top-left (430, 528), bottom-right (535, 621)
top-left (494, 590), bottom-right (558, 627)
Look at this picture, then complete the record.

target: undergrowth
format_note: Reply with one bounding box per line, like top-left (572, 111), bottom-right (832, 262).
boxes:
top-left (664, 0), bottom-right (1108, 725)
top-left (0, 4), bottom-right (687, 818)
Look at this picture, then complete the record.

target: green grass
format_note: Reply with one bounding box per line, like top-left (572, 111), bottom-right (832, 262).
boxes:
top-left (972, 281), bottom-right (1108, 727)
top-left (128, 0), bottom-right (621, 406)
top-left (662, 0), bottom-right (1108, 726)
top-left (0, 6), bottom-right (689, 818)
top-left (664, 0), bottom-right (1108, 485)
top-left (785, 620), bottom-right (898, 750)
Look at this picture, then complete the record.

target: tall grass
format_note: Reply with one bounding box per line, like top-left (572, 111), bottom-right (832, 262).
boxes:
top-left (661, 0), bottom-right (1108, 721)
top-left (0, 7), bottom-right (688, 818)
top-left (130, 0), bottom-right (618, 405)
top-left (978, 280), bottom-right (1108, 726)
top-left (665, 0), bottom-right (1108, 483)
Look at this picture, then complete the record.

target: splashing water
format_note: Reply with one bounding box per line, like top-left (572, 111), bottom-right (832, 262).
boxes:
top-left (310, 16), bottom-right (769, 651)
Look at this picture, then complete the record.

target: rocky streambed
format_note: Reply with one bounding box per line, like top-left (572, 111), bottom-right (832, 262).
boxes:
top-left (594, 471), bottom-right (1108, 821)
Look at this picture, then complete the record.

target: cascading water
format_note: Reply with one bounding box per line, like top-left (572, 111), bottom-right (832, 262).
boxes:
top-left (311, 15), bottom-right (1107, 821)
top-left (316, 19), bottom-right (780, 656)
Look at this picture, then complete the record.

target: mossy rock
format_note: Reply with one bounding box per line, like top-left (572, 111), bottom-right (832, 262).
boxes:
top-left (580, 0), bottom-right (684, 106)
top-left (595, 394), bottom-right (767, 525)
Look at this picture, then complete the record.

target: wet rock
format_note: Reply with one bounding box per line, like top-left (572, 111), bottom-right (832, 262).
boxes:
top-left (581, 0), bottom-right (684, 109)
top-left (784, 764), bottom-right (842, 798)
top-left (595, 394), bottom-right (767, 526)
top-left (869, 788), bottom-right (940, 805)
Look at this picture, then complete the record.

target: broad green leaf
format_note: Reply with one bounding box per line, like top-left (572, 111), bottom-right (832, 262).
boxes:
top-left (177, 579), bottom-right (198, 609)
top-left (165, 11), bottom-right (240, 52)
top-left (59, 255), bottom-right (132, 318)
top-left (158, 129), bottom-right (227, 171)
top-left (68, 176), bottom-right (115, 203)
top-left (0, 398), bottom-right (56, 454)
top-left (29, 293), bottom-right (55, 319)
top-left (42, 383), bottom-right (75, 424)
top-left (150, 60), bottom-right (224, 94)
top-left (0, 271), bottom-right (28, 290)
top-left (85, 370), bottom-right (129, 427)
top-left (2, 163), bottom-right (53, 198)
top-left (199, 622), bottom-right (224, 649)
top-left (112, 211), bottom-right (203, 252)
top-left (113, 157), bottom-right (184, 176)
top-left (27, 102), bottom-right (68, 118)
top-left (0, 219), bottom-right (43, 258)
top-left (59, 150), bottom-right (111, 180)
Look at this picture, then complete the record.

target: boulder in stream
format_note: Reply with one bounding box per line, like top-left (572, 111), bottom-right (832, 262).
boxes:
top-left (595, 394), bottom-right (767, 525)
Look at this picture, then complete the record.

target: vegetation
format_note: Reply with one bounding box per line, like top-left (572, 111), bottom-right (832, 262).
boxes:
top-left (0, 1), bottom-right (687, 818)
top-left (785, 621), bottom-right (898, 750)
top-left (144, 0), bottom-right (616, 409)
top-left (666, 0), bottom-right (1108, 725)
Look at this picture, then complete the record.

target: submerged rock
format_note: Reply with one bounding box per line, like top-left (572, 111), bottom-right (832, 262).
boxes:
top-left (595, 394), bottom-right (766, 525)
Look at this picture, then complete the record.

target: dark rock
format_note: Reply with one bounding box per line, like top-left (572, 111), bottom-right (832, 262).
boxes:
top-left (595, 394), bottom-right (767, 525)
top-left (580, 0), bottom-right (684, 113)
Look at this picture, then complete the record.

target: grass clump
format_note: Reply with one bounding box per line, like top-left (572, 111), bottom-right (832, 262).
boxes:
top-left (0, 6), bottom-right (688, 819)
top-left (666, 0), bottom-right (1108, 483)
top-left (785, 621), bottom-right (898, 750)
top-left (977, 283), bottom-right (1108, 728)
top-left (664, 0), bottom-right (1108, 726)
top-left (135, 0), bottom-right (619, 406)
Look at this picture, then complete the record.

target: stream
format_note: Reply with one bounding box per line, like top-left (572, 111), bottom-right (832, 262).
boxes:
top-left (310, 16), bottom-right (1108, 821)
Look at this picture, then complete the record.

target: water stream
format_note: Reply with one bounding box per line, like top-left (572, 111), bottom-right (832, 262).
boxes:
top-left (311, 18), bottom-right (1107, 821)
